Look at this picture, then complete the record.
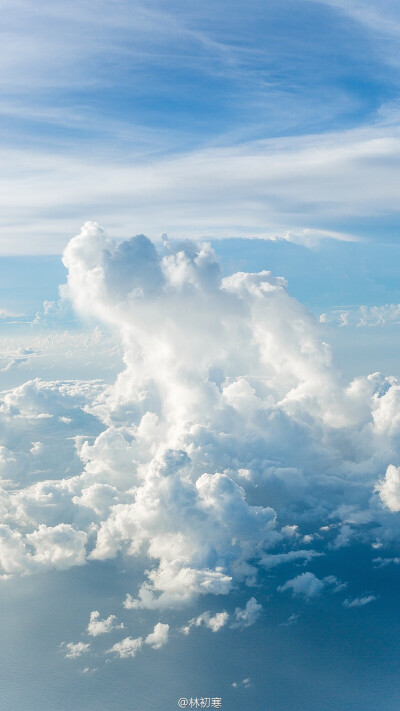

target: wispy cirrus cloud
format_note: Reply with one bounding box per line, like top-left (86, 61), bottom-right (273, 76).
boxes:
top-left (2, 121), bottom-right (400, 253)
top-left (308, 0), bottom-right (400, 41)
top-left (1, 1), bottom-right (400, 253)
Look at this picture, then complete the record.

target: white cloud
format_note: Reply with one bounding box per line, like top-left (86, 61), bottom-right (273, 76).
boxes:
top-left (278, 572), bottom-right (345, 599)
top-left (280, 613), bottom-right (300, 627)
top-left (60, 641), bottom-right (90, 659)
top-left (0, 520), bottom-right (88, 578)
top-left (309, 0), bottom-right (400, 44)
top-left (106, 636), bottom-right (143, 659)
top-left (0, 347), bottom-right (41, 372)
top-left (123, 564), bottom-right (233, 610)
top-left (26, 523), bottom-right (87, 570)
top-left (329, 524), bottom-right (354, 550)
top-left (373, 557), bottom-right (400, 567)
top-left (0, 0), bottom-right (265, 98)
top-left (231, 598), bottom-right (262, 628)
top-left (0, 525), bottom-right (32, 578)
top-left (0, 328), bottom-right (122, 388)
top-left (3, 224), bottom-right (400, 627)
top-left (201, 611), bottom-right (229, 632)
top-left (232, 678), bottom-right (251, 689)
top-left (343, 595), bottom-right (378, 608)
top-left (183, 610), bottom-right (229, 635)
top-left (376, 465), bottom-right (400, 512)
top-left (278, 572), bottom-right (324, 598)
top-left (260, 550), bottom-right (323, 569)
top-left (87, 611), bottom-right (124, 637)
top-left (320, 304), bottom-right (400, 328)
top-left (4, 116), bottom-right (400, 252)
top-left (145, 622), bottom-right (169, 649)
top-left (73, 484), bottom-right (121, 517)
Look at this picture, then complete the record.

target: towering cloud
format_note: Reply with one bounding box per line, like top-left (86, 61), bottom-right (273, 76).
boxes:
top-left (0, 223), bottom-right (400, 613)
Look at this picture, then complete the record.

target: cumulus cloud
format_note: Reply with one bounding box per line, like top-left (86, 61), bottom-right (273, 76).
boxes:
top-left (87, 611), bottom-right (124, 636)
top-left (145, 622), bottom-right (169, 649)
top-left (4, 222), bottom-right (400, 628)
top-left (123, 564), bottom-right (233, 610)
top-left (60, 641), bottom-right (90, 659)
top-left (200, 611), bottom-right (229, 632)
top-left (106, 636), bottom-right (143, 659)
top-left (0, 521), bottom-right (87, 577)
top-left (376, 465), bottom-right (400, 512)
top-left (182, 610), bottom-right (229, 635)
top-left (26, 523), bottom-right (87, 570)
top-left (231, 598), bottom-right (262, 628)
top-left (60, 221), bottom-right (344, 606)
top-left (73, 484), bottom-right (121, 517)
top-left (278, 572), bottom-right (345, 599)
top-left (0, 525), bottom-right (32, 578)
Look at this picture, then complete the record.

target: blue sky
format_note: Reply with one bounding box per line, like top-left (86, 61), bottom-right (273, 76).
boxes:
top-left (2, 0), bottom-right (400, 250)
top-left (2, 3), bottom-right (400, 711)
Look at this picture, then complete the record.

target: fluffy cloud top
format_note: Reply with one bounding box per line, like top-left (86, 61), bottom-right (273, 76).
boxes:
top-left (182, 610), bottom-right (229, 635)
top-left (87, 611), bottom-right (124, 636)
top-left (145, 622), bottom-right (169, 649)
top-left (26, 523), bottom-right (87, 569)
top-left (60, 641), bottom-right (90, 659)
top-left (0, 522), bottom-right (87, 578)
top-left (376, 465), bottom-right (400, 512)
top-left (106, 636), bottom-right (143, 659)
top-left (200, 611), bottom-right (229, 633)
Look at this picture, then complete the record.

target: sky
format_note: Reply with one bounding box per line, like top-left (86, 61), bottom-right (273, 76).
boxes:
top-left (2, 3), bottom-right (400, 711)
top-left (2, 0), bottom-right (400, 250)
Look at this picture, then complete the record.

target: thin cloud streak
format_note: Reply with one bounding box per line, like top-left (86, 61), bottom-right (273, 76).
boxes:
top-left (0, 120), bottom-right (399, 253)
